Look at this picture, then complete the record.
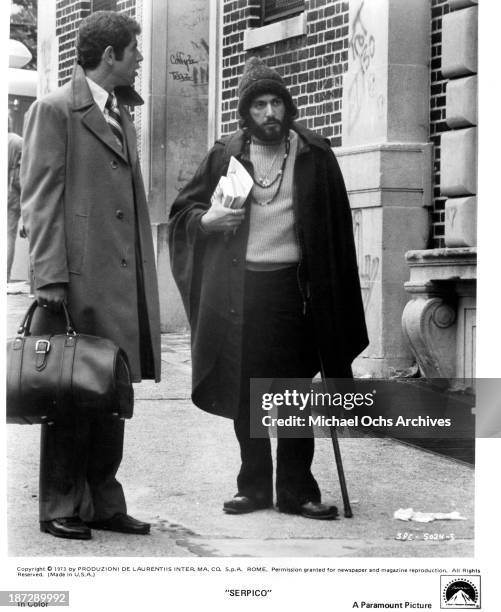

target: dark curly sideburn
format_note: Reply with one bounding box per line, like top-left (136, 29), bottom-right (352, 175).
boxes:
top-left (77, 11), bottom-right (141, 70)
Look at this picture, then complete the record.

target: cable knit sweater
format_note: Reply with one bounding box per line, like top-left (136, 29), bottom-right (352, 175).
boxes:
top-left (245, 130), bottom-right (300, 267)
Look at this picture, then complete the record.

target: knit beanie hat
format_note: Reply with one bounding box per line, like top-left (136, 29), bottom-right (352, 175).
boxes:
top-left (237, 56), bottom-right (297, 119)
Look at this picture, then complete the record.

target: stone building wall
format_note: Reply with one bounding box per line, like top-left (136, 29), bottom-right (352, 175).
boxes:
top-left (402, 0), bottom-right (477, 380)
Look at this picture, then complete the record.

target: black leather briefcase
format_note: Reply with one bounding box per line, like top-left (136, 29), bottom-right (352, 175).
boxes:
top-left (6, 301), bottom-right (133, 424)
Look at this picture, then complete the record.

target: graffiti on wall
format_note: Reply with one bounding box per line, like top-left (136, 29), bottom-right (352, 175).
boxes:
top-left (168, 38), bottom-right (209, 86)
top-left (446, 205), bottom-right (456, 229)
top-left (350, 1), bottom-right (375, 74)
top-left (167, 39), bottom-right (209, 193)
top-left (353, 209), bottom-right (379, 312)
top-left (347, 0), bottom-right (384, 133)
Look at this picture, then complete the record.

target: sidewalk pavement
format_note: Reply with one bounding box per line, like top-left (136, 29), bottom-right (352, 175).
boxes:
top-left (5, 286), bottom-right (474, 557)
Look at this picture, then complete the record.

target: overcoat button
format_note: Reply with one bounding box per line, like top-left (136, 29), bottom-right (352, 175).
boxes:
top-left (231, 258), bottom-right (238, 265)
top-left (229, 308), bottom-right (236, 315)
top-left (111, 160), bottom-right (119, 169)
top-left (121, 259), bottom-right (127, 267)
top-left (116, 210), bottom-right (124, 219)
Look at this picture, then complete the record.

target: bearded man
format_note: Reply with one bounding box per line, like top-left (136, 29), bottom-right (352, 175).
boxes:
top-left (169, 57), bottom-right (368, 519)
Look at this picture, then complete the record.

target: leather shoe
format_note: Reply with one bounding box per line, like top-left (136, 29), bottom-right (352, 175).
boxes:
top-left (87, 513), bottom-right (150, 535)
top-left (223, 495), bottom-right (272, 515)
top-left (299, 501), bottom-right (338, 520)
top-left (40, 517), bottom-right (92, 540)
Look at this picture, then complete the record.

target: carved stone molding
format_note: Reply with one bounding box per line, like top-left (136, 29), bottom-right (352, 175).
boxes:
top-left (402, 247), bottom-right (476, 379)
top-left (402, 296), bottom-right (457, 379)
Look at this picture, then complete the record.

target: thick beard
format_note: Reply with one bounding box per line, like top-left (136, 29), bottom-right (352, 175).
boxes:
top-left (246, 116), bottom-right (289, 144)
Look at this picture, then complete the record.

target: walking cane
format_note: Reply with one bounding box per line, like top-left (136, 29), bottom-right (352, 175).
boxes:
top-left (319, 359), bottom-right (353, 518)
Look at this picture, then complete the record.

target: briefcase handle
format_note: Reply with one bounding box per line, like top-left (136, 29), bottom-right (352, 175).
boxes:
top-left (17, 300), bottom-right (76, 337)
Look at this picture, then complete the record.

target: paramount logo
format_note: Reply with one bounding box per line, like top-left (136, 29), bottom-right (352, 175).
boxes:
top-left (440, 575), bottom-right (480, 609)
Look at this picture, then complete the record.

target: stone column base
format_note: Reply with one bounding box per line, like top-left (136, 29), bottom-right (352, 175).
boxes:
top-left (402, 247), bottom-right (476, 379)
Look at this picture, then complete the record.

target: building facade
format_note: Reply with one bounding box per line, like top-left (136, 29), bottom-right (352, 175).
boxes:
top-left (36, 0), bottom-right (478, 379)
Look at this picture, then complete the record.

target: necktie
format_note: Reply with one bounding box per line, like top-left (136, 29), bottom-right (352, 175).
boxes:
top-left (105, 93), bottom-right (124, 150)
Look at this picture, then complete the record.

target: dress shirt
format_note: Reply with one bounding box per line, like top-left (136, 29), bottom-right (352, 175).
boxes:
top-left (86, 76), bottom-right (110, 115)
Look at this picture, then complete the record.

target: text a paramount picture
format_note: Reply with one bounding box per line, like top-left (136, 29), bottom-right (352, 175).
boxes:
top-left (2, 1), bottom-right (500, 610)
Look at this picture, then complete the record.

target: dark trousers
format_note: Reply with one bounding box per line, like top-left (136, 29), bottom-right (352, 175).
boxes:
top-left (234, 267), bottom-right (321, 512)
top-left (39, 413), bottom-right (126, 521)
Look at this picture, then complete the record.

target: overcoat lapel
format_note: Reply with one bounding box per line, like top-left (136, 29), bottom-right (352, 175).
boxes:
top-left (80, 105), bottom-right (129, 163)
top-left (71, 65), bottom-right (138, 164)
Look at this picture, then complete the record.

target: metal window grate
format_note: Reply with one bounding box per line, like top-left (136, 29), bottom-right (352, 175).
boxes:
top-left (262, 0), bottom-right (305, 24)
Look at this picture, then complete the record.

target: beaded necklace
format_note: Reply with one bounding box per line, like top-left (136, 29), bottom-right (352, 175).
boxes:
top-left (249, 136), bottom-right (290, 206)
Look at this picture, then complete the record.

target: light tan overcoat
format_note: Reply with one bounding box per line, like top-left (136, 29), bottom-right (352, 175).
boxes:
top-left (20, 65), bottom-right (160, 382)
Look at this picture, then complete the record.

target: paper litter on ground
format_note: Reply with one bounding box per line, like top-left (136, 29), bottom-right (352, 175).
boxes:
top-left (393, 507), bottom-right (467, 522)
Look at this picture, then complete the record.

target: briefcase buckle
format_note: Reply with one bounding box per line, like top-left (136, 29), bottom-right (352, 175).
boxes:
top-left (35, 339), bottom-right (51, 354)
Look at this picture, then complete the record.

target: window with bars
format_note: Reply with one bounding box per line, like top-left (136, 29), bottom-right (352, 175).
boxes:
top-left (262, 0), bottom-right (305, 24)
top-left (92, 0), bottom-right (118, 11)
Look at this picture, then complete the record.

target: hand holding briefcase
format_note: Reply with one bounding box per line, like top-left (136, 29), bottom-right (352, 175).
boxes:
top-left (6, 301), bottom-right (133, 424)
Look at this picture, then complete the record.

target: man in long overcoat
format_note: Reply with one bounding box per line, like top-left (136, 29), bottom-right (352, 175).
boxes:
top-left (7, 117), bottom-right (23, 282)
top-left (169, 57), bottom-right (368, 519)
top-left (20, 11), bottom-right (161, 540)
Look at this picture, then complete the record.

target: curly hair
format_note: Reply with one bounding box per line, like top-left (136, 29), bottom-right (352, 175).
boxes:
top-left (77, 11), bottom-right (141, 70)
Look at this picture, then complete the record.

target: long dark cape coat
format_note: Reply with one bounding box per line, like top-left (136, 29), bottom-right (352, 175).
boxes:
top-left (20, 65), bottom-right (161, 382)
top-left (169, 122), bottom-right (368, 419)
